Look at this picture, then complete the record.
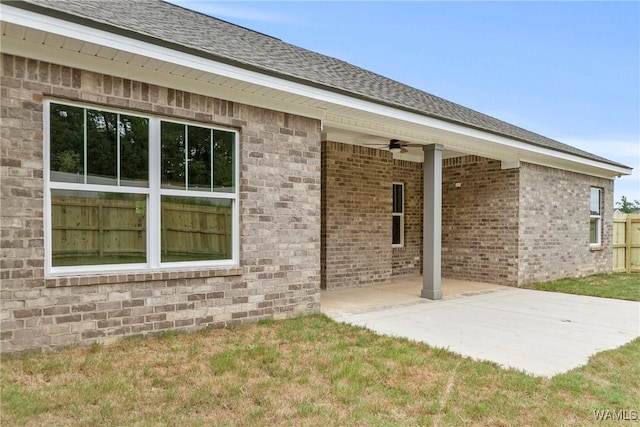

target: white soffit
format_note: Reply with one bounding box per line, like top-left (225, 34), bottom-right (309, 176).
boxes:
top-left (1, 4), bottom-right (630, 179)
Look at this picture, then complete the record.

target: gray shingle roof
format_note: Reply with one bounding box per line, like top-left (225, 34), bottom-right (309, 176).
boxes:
top-left (16, 0), bottom-right (627, 168)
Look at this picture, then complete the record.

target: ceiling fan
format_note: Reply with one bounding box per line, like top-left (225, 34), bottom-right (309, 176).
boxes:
top-left (365, 139), bottom-right (423, 154)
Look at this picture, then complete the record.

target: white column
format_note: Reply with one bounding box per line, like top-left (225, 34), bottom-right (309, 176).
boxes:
top-left (422, 144), bottom-right (443, 300)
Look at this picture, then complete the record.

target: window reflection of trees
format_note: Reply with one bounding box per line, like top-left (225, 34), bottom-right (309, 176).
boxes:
top-left (49, 104), bottom-right (148, 186)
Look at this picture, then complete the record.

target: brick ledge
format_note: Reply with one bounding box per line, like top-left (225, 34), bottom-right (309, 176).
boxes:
top-left (45, 267), bottom-right (243, 288)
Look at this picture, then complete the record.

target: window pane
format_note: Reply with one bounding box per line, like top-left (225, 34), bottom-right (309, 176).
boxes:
top-left (120, 114), bottom-right (149, 187)
top-left (392, 215), bottom-right (401, 245)
top-left (86, 109), bottom-right (118, 185)
top-left (161, 121), bottom-right (186, 189)
top-left (590, 218), bottom-right (599, 244)
top-left (51, 190), bottom-right (146, 266)
top-left (214, 130), bottom-right (235, 193)
top-left (590, 188), bottom-right (601, 216)
top-left (50, 103), bottom-right (84, 183)
top-left (393, 184), bottom-right (403, 213)
top-left (161, 196), bottom-right (232, 262)
top-left (188, 125), bottom-right (212, 191)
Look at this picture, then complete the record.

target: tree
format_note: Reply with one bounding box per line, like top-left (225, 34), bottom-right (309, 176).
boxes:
top-left (615, 196), bottom-right (640, 213)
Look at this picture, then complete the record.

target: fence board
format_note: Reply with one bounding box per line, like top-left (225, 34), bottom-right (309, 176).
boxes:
top-left (613, 216), bottom-right (627, 272)
top-left (630, 217), bottom-right (640, 272)
top-left (613, 212), bottom-right (640, 273)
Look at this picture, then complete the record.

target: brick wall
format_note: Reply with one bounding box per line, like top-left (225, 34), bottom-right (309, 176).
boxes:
top-left (517, 162), bottom-right (613, 284)
top-left (321, 142), bottom-right (425, 289)
top-left (392, 159), bottom-right (423, 277)
top-left (321, 141), bottom-right (393, 289)
top-left (0, 54), bottom-right (321, 352)
top-left (441, 156), bottom-right (615, 286)
top-left (442, 156), bottom-right (520, 286)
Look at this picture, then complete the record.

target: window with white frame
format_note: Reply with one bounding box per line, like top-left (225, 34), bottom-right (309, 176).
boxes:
top-left (589, 187), bottom-right (602, 246)
top-left (45, 100), bottom-right (238, 274)
top-left (392, 183), bottom-right (404, 247)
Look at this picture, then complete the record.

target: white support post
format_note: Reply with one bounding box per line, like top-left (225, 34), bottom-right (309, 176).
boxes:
top-left (422, 144), bottom-right (443, 300)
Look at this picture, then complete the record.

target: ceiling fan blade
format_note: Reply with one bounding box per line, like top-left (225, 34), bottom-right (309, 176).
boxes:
top-left (392, 139), bottom-right (423, 148)
top-left (362, 139), bottom-right (423, 152)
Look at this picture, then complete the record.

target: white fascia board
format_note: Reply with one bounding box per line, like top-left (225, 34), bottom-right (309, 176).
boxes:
top-left (517, 153), bottom-right (629, 180)
top-left (2, 4), bottom-right (630, 178)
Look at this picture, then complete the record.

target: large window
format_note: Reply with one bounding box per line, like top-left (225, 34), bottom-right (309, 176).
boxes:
top-left (392, 183), bottom-right (404, 247)
top-left (590, 187), bottom-right (602, 246)
top-left (46, 101), bottom-right (238, 274)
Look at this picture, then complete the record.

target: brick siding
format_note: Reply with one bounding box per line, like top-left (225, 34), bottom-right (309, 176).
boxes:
top-left (442, 156), bottom-right (521, 286)
top-left (0, 54), bottom-right (321, 352)
top-left (321, 146), bottom-right (615, 291)
top-left (392, 159), bottom-right (423, 277)
top-left (517, 162), bottom-right (613, 284)
top-left (321, 141), bottom-right (393, 289)
top-left (441, 156), bottom-right (614, 286)
top-left (321, 142), bottom-right (424, 289)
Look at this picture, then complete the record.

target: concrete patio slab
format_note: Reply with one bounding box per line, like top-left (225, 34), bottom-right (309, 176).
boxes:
top-left (322, 284), bottom-right (640, 377)
top-left (321, 277), bottom-right (502, 316)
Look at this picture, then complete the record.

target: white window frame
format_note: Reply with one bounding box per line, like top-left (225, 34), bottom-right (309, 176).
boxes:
top-left (392, 182), bottom-right (404, 248)
top-left (44, 99), bottom-right (239, 276)
top-left (589, 187), bottom-right (602, 247)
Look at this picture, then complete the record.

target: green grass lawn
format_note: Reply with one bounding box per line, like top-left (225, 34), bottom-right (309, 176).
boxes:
top-left (2, 273), bottom-right (639, 426)
top-left (525, 272), bottom-right (640, 301)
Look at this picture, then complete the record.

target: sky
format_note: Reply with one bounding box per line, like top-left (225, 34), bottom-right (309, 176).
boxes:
top-left (167, 0), bottom-right (639, 204)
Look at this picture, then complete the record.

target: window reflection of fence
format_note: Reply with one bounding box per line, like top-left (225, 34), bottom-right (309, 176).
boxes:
top-left (161, 203), bottom-right (231, 259)
top-left (613, 212), bottom-right (640, 273)
top-left (52, 198), bottom-right (231, 262)
top-left (52, 197), bottom-right (145, 261)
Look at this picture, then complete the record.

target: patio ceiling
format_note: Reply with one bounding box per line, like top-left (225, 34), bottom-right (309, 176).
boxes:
top-left (1, 4), bottom-right (631, 178)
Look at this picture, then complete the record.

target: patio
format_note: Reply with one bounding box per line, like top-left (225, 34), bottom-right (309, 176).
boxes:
top-left (321, 276), bottom-right (640, 376)
top-left (321, 276), bottom-right (505, 317)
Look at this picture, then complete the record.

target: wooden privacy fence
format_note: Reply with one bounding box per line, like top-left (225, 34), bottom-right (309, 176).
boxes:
top-left (52, 196), bottom-right (231, 262)
top-left (613, 212), bottom-right (640, 273)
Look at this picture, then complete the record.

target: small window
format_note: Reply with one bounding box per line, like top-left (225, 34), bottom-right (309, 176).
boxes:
top-left (392, 183), bottom-right (404, 247)
top-left (590, 187), bottom-right (602, 246)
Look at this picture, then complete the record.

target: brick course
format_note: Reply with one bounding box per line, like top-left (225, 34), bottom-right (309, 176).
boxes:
top-left (1, 54), bottom-right (320, 352)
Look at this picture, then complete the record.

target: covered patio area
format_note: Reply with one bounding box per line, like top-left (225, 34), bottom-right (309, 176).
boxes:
top-left (321, 276), bottom-right (504, 317)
